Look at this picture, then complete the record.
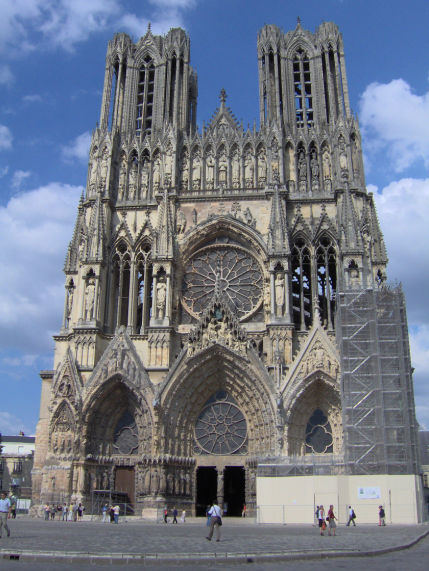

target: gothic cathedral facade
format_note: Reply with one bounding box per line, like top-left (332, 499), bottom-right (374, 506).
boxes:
top-left (32, 21), bottom-right (420, 519)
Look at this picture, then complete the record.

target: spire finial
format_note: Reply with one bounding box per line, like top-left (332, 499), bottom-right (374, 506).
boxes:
top-left (297, 16), bottom-right (301, 25)
top-left (220, 88), bottom-right (227, 104)
top-left (147, 22), bottom-right (151, 33)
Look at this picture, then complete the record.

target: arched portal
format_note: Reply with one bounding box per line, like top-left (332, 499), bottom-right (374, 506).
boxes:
top-left (161, 345), bottom-right (276, 516)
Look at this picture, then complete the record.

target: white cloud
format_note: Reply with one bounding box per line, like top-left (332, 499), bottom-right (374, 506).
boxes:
top-left (22, 94), bottom-right (42, 103)
top-left (61, 130), bottom-right (92, 163)
top-left (0, 182), bottom-right (83, 353)
top-left (372, 178), bottom-right (429, 326)
top-left (0, 0), bottom-right (200, 56)
top-left (11, 170), bottom-right (31, 191)
top-left (0, 166), bottom-right (9, 178)
top-left (0, 411), bottom-right (34, 437)
top-left (0, 124), bottom-right (13, 150)
top-left (0, 64), bottom-right (14, 86)
top-left (359, 79), bottom-right (429, 172)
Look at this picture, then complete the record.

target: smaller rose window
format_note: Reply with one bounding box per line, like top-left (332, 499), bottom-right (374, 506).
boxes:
top-left (113, 410), bottom-right (139, 455)
top-left (194, 391), bottom-right (247, 455)
top-left (305, 409), bottom-right (333, 454)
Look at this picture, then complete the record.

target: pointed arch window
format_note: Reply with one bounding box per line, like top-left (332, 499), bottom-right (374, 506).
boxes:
top-left (136, 244), bottom-right (153, 332)
top-left (110, 243), bottom-right (131, 330)
top-left (136, 56), bottom-right (155, 137)
top-left (293, 49), bottom-right (313, 129)
top-left (291, 238), bottom-right (312, 330)
top-left (316, 236), bottom-right (337, 329)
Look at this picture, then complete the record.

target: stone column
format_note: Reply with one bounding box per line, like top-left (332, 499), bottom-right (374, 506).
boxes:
top-left (62, 286), bottom-right (69, 328)
top-left (284, 270), bottom-right (291, 321)
top-left (270, 271), bottom-right (275, 318)
top-left (165, 273), bottom-right (171, 320)
top-left (216, 468), bottom-right (225, 511)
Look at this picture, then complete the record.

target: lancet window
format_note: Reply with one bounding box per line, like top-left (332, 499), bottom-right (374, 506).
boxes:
top-left (316, 236), bottom-right (337, 329)
top-left (136, 245), bottom-right (153, 332)
top-left (110, 243), bottom-right (131, 330)
top-left (291, 238), bottom-right (312, 330)
top-left (293, 49), bottom-right (313, 128)
top-left (136, 56), bottom-right (155, 137)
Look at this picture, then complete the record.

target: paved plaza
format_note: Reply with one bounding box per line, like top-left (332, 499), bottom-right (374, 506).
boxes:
top-left (0, 516), bottom-right (428, 568)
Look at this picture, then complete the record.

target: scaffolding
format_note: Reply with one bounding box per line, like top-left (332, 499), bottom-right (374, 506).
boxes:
top-left (90, 490), bottom-right (135, 520)
top-left (336, 285), bottom-right (420, 476)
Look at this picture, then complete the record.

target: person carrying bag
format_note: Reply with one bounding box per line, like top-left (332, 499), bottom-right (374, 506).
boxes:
top-left (206, 500), bottom-right (222, 542)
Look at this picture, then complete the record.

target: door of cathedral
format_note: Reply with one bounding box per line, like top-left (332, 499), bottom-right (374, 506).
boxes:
top-left (115, 467), bottom-right (135, 508)
top-left (196, 467), bottom-right (217, 517)
top-left (224, 467), bottom-right (245, 517)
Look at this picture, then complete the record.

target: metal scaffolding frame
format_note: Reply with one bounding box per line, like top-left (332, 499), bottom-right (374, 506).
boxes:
top-left (336, 285), bottom-right (420, 476)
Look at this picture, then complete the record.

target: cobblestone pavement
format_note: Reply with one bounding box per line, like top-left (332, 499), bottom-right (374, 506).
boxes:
top-left (0, 516), bottom-right (427, 556)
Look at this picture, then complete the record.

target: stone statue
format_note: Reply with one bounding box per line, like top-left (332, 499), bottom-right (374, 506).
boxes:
top-left (322, 148), bottom-right (332, 192)
top-left (167, 471), bottom-right (174, 495)
top-left (351, 138), bottom-right (359, 179)
top-left (192, 208), bottom-right (197, 226)
top-left (350, 269), bottom-right (360, 289)
top-left (313, 341), bottom-right (325, 370)
top-left (141, 157), bottom-right (149, 199)
top-left (84, 278), bottom-right (96, 320)
top-left (219, 149), bottom-right (227, 186)
top-left (245, 151), bottom-right (254, 188)
top-left (152, 468), bottom-right (160, 494)
top-left (258, 149), bottom-right (267, 184)
top-left (244, 207), bottom-right (253, 225)
top-left (153, 155), bottom-right (161, 191)
top-left (67, 439), bottom-right (72, 454)
top-left (310, 151), bottom-right (319, 192)
top-left (298, 151), bottom-right (307, 192)
top-left (176, 208), bottom-right (187, 234)
top-left (192, 151), bottom-right (201, 190)
top-left (88, 156), bottom-right (97, 194)
top-left (206, 150), bottom-right (215, 189)
top-left (156, 279), bottom-right (167, 319)
top-left (338, 136), bottom-right (348, 180)
top-left (271, 144), bottom-right (280, 183)
top-left (180, 152), bottom-right (189, 190)
top-left (164, 145), bottom-right (173, 187)
top-left (67, 287), bottom-right (74, 320)
top-left (118, 156), bottom-right (127, 201)
top-left (275, 273), bottom-right (285, 317)
top-left (232, 149), bottom-right (240, 188)
top-left (128, 159), bottom-right (138, 200)
top-left (99, 148), bottom-right (109, 193)
top-left (102, 470), bottom-right (110, 490)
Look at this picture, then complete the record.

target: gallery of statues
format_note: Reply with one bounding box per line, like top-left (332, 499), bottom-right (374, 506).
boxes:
top-left (32, 20), bottom-right (424, 523)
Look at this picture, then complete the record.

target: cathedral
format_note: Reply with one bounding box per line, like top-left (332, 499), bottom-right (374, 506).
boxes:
top-left (32, 20), bottom-right (423, 522)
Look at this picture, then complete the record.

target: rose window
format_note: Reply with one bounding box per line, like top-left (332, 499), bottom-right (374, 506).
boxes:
top-left (194, 391), bottom-right (247, 455)
top-left (182, 240), bottom-right (263, 321)
top-left (305, 409), bottom-right (333, 454)
top-left (113, 410), bottom-right (139, 455)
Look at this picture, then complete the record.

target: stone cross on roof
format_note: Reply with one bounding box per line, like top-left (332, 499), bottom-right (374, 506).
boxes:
top-left (220, 88), bottom-right (227, 104)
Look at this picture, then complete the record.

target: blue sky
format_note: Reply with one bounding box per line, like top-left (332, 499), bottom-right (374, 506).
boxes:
top-left (1, 0), bottom-right (429, 435)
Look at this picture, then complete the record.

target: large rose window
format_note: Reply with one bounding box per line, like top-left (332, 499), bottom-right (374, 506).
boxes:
top-left (194, 391), bottom-right (248, 455)
top-left (182, 239), bottom-right (263, 321)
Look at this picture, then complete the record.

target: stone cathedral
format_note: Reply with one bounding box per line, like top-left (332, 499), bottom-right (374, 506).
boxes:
top-left (33, 21), bottom-right (421, 520)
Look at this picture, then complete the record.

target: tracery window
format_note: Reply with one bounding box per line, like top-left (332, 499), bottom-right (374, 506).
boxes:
top-left (110, 243), bottom-right (131, 330)
top-left (293, 49), bottom-right (313, 128)
top-left (113, 410), bottom-right (139, 455)
top-left (182, 236), bottom-right (263, 322)
top-left (305, 409), bottom-right (333, 454)
top-left (136, 245), bottom-right (153, 332)
top-left (316, 237), bottom-right (337, 329)
top-left (194, 391), bottom-right (247, 456)
top-left (136, 56), bottom-right (155, 136)
top-left (291, 238), bottom-right (312, 330)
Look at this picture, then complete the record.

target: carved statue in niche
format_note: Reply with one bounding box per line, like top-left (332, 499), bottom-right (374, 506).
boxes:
top-left (99, 148), bottom-right (109, 192)
top-left (362, 228), bottom-right (373, 257)
top-left (322, 148), bottom-right (332, 192)
top-left (52, 436), bottom-right (58, 454)
top-left (144, 467), bottom-right (152, 494)
top-left (244, 207), bottom-right (253, 225)
top-left (84, 278), bottom-right (96, 321)
top-left (140, 157), bottom-right (149, 199)
top-left (312, 341), bottom-right (325, 370)
top-left (88, 155), bottom-right (97, 195)
top-left (351, 137), bottom-right (360, 180)
top-left (67, 287), bottom-right (74, 322)
top-left (156, 279), bottom-right (167, 319)
top-left (192, 208), bottom-right (197, 226)
top-left (349, 269), bottom-right (360, 289)
top-left (152, 468), bottom-right (160, 495)
top-left (275, 273), bottom-right (285, 317)
top-left (271, 143), bottom-right (280, 183)
top-left (67, 438), bottom-right (72, 454)
top-left (176, 208), bottom-right (187, 235)
top-left (245, 151), bottom-right (254, 188)
top-left (298, 150), bottom-right (307, 192)
top-left (218, 148), bottom-right (227, 186)
top-left (78, 234), bottom-right (86, 262)
top-left (232, 149), bottom-right (240, 188)
top-left (310, 151), bottom-right (319, 193)
top-left (338, 136), bottom-right (348, 180)
top-left (153, 155), bottom-right (161, 191)
top-left (192, 150), bottom-right (202, 190)
top-left (128, 159), bottom-right (138, 200)
top-left (164, 144), bottom-right (173, 187)
top-left (258, 148), bottom-right (267, 185)
top-left (167, 470), bottom-right (174, 495)
top-left (206, 149), bottom-right (215, 189)
top-left (117, 156), bottom-right (127, 201)
top-left (180, 150), bottom-right (189, 190)
top-left (102, 469), bottom-right (111, 490)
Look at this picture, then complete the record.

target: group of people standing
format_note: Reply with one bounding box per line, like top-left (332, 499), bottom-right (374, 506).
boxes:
top-left (163, 507), bottom-right (186, 523)
top-left (315, 505), bottom-right (337, 536)
top-left (101, 504), bottom-right (120, 523)
top-left (44, 502), bottom-right (84, 521)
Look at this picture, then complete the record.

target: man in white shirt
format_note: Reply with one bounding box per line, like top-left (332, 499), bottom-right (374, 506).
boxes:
top-left (206, 500), bottom-right (221, 542)
top-left (346, 505), bottom-right (356, 526)
top-left (0, 492), bottom-right (12, 538)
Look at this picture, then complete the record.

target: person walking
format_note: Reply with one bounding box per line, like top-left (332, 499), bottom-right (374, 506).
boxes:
top-left (102, 504), bottom-right (108, 523)
top-left (327, 505), bottom-right (337, 536)
top-left (206, 500), bottom-right (222, 542)
top-left (181, 509), bottom-right (186, 523)
top-left (379, 506), bottom-right (386, 526)
top-left (0, 492), bottom-right (12, 538)
top-left (62, 503), bottom-right (68, 521)
top-left (113, 504), bottom-right (120, 524)
top-left (242, 504), bottom-right (246, 518)
top-left (346, 506), bottom-right (356, 526)
top-left (163, 507), bottom-right (168, 523)
top-left (44, 503), bottom-right (50, 521)
top-left (318, 505), bottom-right (325, 535)
top-left (172, 507), bottom-right (178, 524)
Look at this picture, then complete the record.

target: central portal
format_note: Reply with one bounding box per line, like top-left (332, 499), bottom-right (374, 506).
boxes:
top-left (196, 467), bottom-right (217, 517)
top-left (224, 466), bottom-right (245, 517)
